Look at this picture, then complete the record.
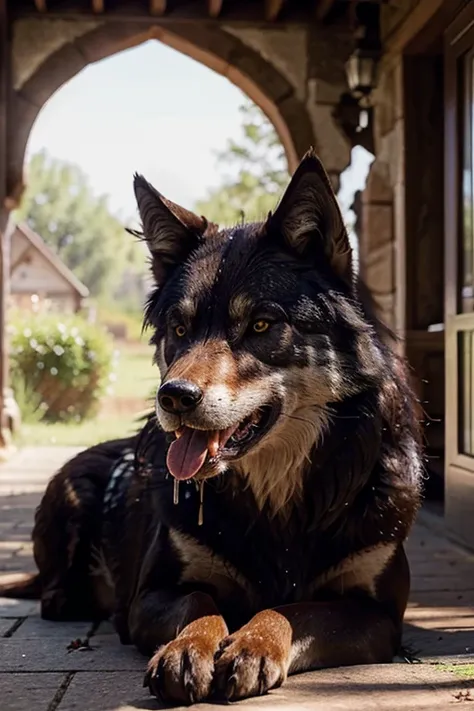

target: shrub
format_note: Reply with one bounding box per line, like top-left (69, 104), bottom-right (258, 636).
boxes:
top-left (9, 368), bottom-right (46, 424)
top-left (96, 303), bottom-right (144, 343)
top-left (9, 312), bottom-right (113, 423)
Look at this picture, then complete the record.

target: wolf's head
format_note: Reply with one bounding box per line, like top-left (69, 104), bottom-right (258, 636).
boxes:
top-left (135, 150), bottom-right (390, 513)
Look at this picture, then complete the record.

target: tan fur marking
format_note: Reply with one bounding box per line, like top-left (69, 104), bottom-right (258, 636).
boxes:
top-left (175, 297), bottom-right (197, 323)
top-left (156, 339), bottom-right (167, 374)
top-left (237, 405), bottom-right (328, 516)
top-left (64, 479), bottom-right (80, 508)
top-left (356, 331), bottom-right (383, 378)
top-left (158, 338), bottom-right (354, 517)
top-left (166, 341), bottom-right (238, 391)
top-left (157, 346), bottom-right (283, 434)
top-left (236, 363), bottom-right (334, 516)
top-left (228, 293), bottom-right (255, 323)
top-left (169, 529), bottom-right (255, 602)
top-left (63, 479), bottom-right (81, 567)
top-left (312, 542), bottom-right (397, 597)
top-left (214, 610), bottom-right (291, 698)
top-left (146, 614), bottom-right (228, 702)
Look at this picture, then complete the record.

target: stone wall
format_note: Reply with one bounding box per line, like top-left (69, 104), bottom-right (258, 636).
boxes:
top-left (359, 54), bottom-right (404, 335)
top-left (361, 0), bottom-right (448, 341)
top-left (227, 23), bottom-right (353, 184)
top-left (359, 159), bottom-right (395, 331)
top-left (360, 1), bottom-right (446, 466)
top-left (5, 17), bottom-right (353, 203)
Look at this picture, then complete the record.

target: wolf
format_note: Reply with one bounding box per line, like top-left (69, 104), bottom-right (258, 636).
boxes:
top-left (1, 150), bottom-right (422, 705)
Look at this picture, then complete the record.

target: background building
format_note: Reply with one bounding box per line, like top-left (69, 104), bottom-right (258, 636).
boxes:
top-left (9, 223), bottom-right (89, 314)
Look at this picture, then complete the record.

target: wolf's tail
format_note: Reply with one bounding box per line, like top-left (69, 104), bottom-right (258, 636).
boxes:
top-left (0, 572), bottom-right (41, 599)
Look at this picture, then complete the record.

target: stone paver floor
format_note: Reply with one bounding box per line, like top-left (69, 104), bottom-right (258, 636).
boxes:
top-left (1, 447), bottom-right (473, 710)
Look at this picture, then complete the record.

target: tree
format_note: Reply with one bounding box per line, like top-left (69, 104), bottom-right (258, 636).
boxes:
top-left (14, 150), bottom-right (146, 299)
top-left (195, 102), bottom-right (289, 225)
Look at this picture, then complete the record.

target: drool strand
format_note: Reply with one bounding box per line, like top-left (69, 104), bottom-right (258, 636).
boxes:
top-left (173, 478), bottom-right (179, 505)
top-left (198, 481), bottom-right (204, 526)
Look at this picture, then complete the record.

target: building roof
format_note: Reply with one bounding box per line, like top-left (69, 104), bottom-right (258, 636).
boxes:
top-left (11, 223), bottom-right (89, 299)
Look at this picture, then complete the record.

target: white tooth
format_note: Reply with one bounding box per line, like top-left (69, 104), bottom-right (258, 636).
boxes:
top-left (208, 433), bottom-right (219, 458)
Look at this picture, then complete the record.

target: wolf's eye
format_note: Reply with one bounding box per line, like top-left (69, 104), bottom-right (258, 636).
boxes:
top-left (175, 325), bottom-right (187, 338)
top-left (252, 319), bottom-right (270, 334)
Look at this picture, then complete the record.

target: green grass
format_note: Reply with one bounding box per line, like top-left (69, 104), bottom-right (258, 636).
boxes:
top-left (111, 341), bottom-right (157, 400)
top-left (435, 663), bottom-right (474, 679)
top-left (14, 340), bottom-right (157, 448)
top-left (17, 415), bottom-right (144, 447)
top-left (96, 304), bottom-right (144, 343)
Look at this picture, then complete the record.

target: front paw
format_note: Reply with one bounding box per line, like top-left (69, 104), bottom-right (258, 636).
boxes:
top-left (213, 611), bottom-right (292, 701)
top-left (144, 615), bottom-right (228, 705)
top-left (144, 636), bottom-right (215, 705)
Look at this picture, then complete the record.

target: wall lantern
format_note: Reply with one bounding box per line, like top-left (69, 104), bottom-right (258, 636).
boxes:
top-left (345, 44), bottom-right (380, 108)
top-left (335, 9), bottom-right (381, 155)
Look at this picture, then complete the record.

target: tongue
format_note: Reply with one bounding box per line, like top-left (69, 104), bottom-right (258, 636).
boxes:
top-left (166, 424), bottom-right (241, 480)
top-left (166, 428), bottom-right (210, 480)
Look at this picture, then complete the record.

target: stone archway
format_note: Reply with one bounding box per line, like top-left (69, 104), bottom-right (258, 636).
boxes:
top-left (0, 15), bottom-right (353, 446)
top-left (7, 19), bottom-right (321, 204)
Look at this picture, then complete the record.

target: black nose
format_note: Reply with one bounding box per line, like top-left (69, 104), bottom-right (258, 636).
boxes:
top-left (158, 379), bottom-right (203, 414)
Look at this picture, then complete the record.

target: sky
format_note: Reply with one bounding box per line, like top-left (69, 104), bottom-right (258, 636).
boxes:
top-left (27, 39), bottom-right (372, 227)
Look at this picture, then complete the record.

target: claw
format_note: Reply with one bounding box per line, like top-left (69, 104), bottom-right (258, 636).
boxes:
top-left (151, 683), bottom-right (165, 704)
top-left (143, 662), bottom-right (156, 689)
top-left (184, 683), bottom-right (196, 705)
top-left (148, 676), bottom-right (165, 704)
top-left (182, 649), bottom-right (197, 704)
top-left (225, 673), bottom-right (237, 702)
top-left (257, 656), bottom-right (267, 696)
top-left (146, 656), bottom-right (165, 699)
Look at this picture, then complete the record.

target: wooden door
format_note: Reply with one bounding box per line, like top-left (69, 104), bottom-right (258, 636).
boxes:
top-left (445, 4), bottom-right (474, 548)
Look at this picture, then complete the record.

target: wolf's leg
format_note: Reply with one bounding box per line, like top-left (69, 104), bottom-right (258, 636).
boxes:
top-left (212, 598), bottom-right (397, 700)
top-left (213, 547), bottom-right (408, 701)
top-left (130, 590), bottom-right (228, 704)
top-left (33, 444), bottom-right (117, 621)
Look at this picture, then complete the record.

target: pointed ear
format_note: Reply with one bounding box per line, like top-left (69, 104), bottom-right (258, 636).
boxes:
top-left (266, 150), bottom-right (352, 281)
top-left (133, 174), bottom-right (214, 284)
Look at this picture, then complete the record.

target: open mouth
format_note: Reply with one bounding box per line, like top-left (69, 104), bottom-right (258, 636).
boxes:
top-left (166, 403), bottom-right (280, 481)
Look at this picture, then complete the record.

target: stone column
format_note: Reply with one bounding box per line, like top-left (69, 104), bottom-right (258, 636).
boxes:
top-left (0, 3), bottom-right (21, 448)
top-left (359, 160), bottom-right (395, 332)
top-left (306, 28), bottom-right (353, 186)
top-left (357, 55), bottom-right (405, 343)
top-left (223, 23), bottom-right (351, 181)
top-left (0, 2), bottom-right (10, 449)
